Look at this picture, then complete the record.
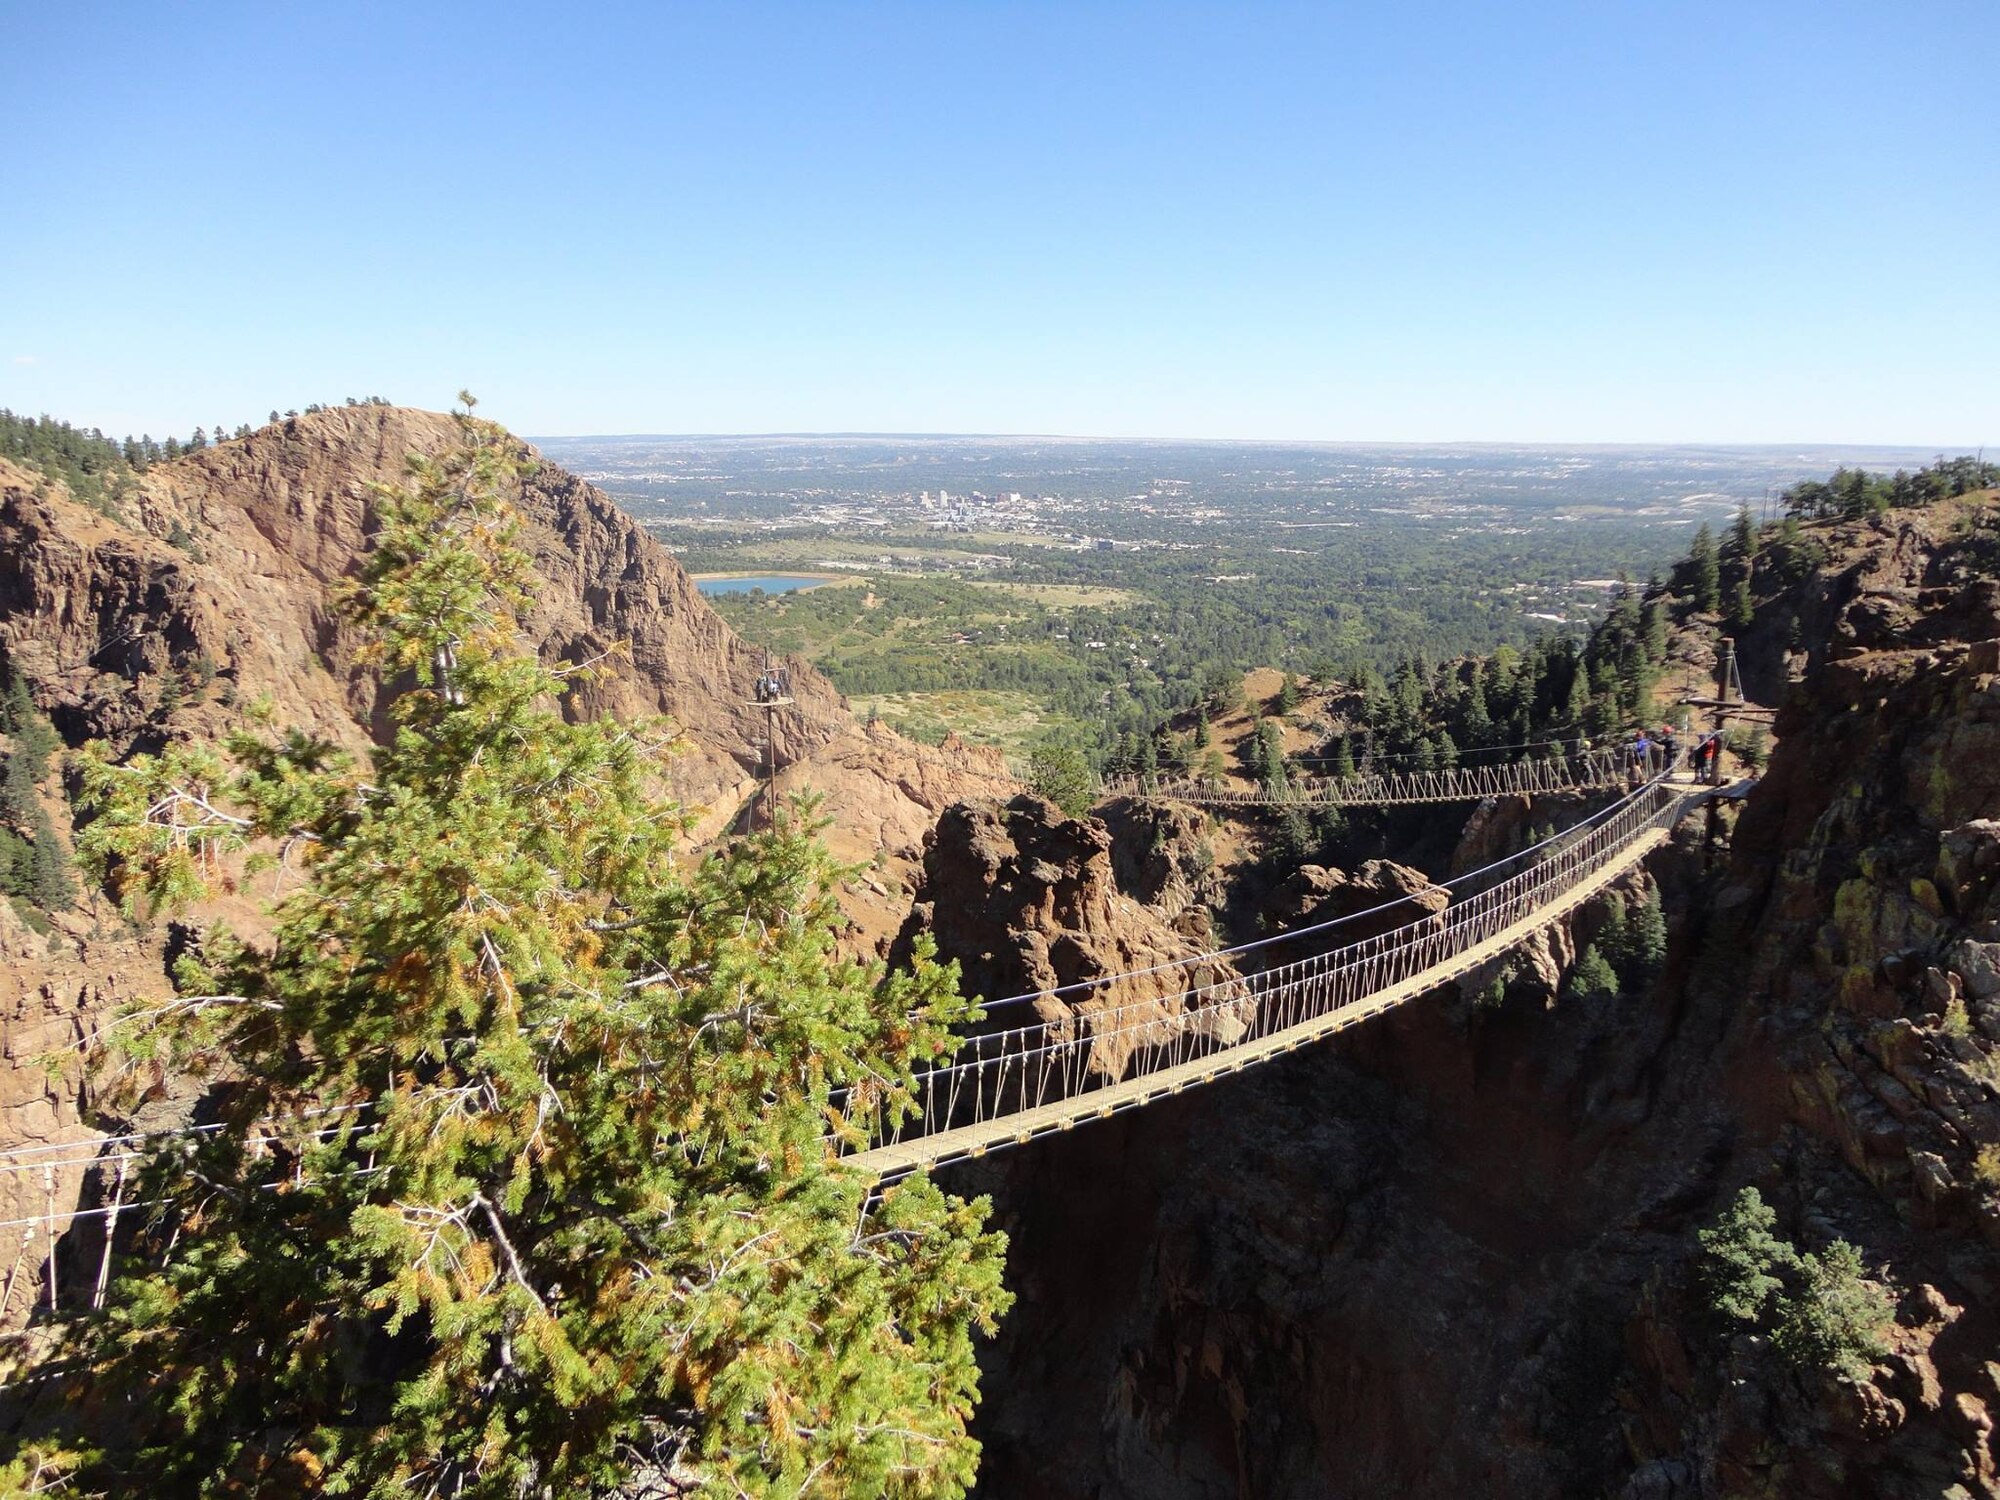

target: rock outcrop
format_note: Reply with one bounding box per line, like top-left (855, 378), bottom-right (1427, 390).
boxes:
top-left (892, 794), bottom-right (1246, 1082)
top-left (1097, 796), bottom-right (1226, 936)
top-left (1262, 857), bottom-right (1447, 939)
top-left (1, 409), bottom-right (946, 833)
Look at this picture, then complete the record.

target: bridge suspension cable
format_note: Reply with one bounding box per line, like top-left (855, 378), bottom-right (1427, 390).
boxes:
top-left (1100, 745), bottom-right (1644, 810)
top-left (833, 771), bottom-right (1726, 1179)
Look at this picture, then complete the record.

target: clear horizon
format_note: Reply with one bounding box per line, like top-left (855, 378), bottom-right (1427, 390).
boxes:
top-left (526, 432), bottom-right (1975, 453)
top-left (4, 2), bottom-right (1995, 448)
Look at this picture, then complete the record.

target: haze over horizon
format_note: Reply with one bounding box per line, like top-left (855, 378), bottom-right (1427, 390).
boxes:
top-left (3, 2), bottom-right (1994, 448)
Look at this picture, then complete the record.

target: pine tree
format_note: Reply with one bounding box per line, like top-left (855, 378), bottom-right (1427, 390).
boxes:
top-left (1642, 596), bottom-right (1669, 664)
top-left (54, 404), bottom-right (1010, 1496)
top-left (27, 807), bottom-right (74, 909)
top-left (1028, 738), bottom-right (1094, 815)
top-left (1690, 524), bottom-right (1721, 614)
top-left (1461, 673), bottom-right (1492, 747)
top-left (1699, 1186), bottom-right (1793, 1323)
top-left (1255, 719), bottom-right (1288, 794)
top-left (1565, 943), bottom-right (1618, 1002)
top-left (1629, 888), bottom-right (1667, 978)
top-left (1, 671), bottom-right (60, 822)
top-left (1728, 502), bottom-right (1756, 563)
top-left (1596, 896), bottom-right (1630, 977)
top-left (1728, 576), bottom-right (1755, 632)
top-left (1563, 661), bottom-right (1590, 729)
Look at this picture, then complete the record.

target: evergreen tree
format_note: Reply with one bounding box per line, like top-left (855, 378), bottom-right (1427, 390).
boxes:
top-left (27, 808), bottom-right (74, 909)
top-left (1565, 943), bottom-right (1618, 1002)
top-left (1461, 672), bottom-right (1492, 747)
top-left (1699, 1186), bottom-right (1793, 1323)
top-left (1, 673), bottom-right (56, 812)
top-left (1032, 740), bottom-right (1096, 812)
top-left (0, 825), bottom-right (30, 899)
top-left (52, 405), bottom-right (1010, 1496)
top-left (1562, 661), bottom-right (1590, 729)
top-left (1728, 575), bottom-right (1755, 632)
top-left (1641, 596), bottom-right (1669, 664)
top-left (1596, 896), bottom-right (1630, 976)
top-left (1628, 887), bottom-right (1667, 978)
top-left (1689, 525), bottom-right (1721, 614)
top-left (1728, 503), bottom-right (1756, 564)
top-left (1771, 1241), bottom-right (1895, 1381)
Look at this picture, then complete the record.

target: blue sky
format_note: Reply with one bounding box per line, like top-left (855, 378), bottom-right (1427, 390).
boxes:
top-left (2, 2), bottom-right (1993, 444)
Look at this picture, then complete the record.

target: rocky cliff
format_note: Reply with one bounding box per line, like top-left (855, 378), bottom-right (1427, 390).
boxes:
top-left (892, 794), bottom-right (1248, 1081)
top-left (10, 408), bottom-right (845, 816)
top-left (966, 495), bottom-right (2000, 1499)
top-left (0, 410), bottom-right (1013, 1326)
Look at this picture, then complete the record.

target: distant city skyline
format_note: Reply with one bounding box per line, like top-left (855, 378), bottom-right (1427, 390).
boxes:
top-left (3, 2), bottom-right (1994, 447)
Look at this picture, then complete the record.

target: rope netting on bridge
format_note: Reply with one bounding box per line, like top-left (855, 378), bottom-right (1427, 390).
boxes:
top-left (1, 767), bottom-right (1721, 1332)
top-left (1101, 744), bottom-right (1648, 809)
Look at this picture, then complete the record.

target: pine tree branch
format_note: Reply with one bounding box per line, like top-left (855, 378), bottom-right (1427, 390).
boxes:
top-left (473, 1193), bottom-right (547, 1314)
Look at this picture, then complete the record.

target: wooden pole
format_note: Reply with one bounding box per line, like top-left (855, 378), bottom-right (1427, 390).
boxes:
top-left (93, 1158), bottom-right (130, 1311)
top-left (42, 1164), bottom-right (57, 1312)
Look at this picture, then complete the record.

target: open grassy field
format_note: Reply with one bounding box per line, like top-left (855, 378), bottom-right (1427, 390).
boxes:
top-left (964, 580), bottom-right (1137, 609)
top-left (862, 690), bottom-right (1053, 763)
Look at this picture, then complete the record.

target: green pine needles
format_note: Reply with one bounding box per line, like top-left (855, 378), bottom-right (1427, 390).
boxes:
top-left (37, 402), bottom-right (1011, 1496)
top-left (1698, 1187), bottom-right (1893, 1382)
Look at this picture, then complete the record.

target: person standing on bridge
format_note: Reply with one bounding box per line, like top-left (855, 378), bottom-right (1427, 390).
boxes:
top-left (1629, 729), bottom-right (1652, 786)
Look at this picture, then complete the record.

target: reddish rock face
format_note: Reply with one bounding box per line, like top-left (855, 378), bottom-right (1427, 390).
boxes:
top-left (0, 411), bottom-right (1017, 1325)
top-left (0, 409), bottom-right (856, 819)
top-left (0, 406), bottom-right (1021, 841)
top-left (1262, 858), bottom-right (1447, 940)
top-left (892, 794), bottom-right (1246, 1081)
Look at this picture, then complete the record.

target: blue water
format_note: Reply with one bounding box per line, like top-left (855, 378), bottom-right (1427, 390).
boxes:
top-left (694, 574), bottom-right (826, 596)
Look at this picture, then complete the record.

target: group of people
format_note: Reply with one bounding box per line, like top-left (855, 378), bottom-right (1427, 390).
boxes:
top-left (1626, 725), bottom-right (1725, 785)
top-left (752, 667), bottom-right (790, 704)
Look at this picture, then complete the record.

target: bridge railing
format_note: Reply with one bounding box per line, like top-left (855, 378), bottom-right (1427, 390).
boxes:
top-left (833, 773), bottom-right (1694, 1168)
top-left (1100, 745), bottom-right (1649, 808)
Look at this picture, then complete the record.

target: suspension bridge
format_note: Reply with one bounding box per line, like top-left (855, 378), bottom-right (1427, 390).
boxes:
top-left (1100, 744), bottom-right (1642, 809)
top-left (1, 766), bottom-right (1733, 1332)
top-left (836, 769), bottom-right (1729, 1178)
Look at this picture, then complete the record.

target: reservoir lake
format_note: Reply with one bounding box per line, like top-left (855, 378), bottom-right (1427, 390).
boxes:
top-left (691, 574), bottom-right (834, 596)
